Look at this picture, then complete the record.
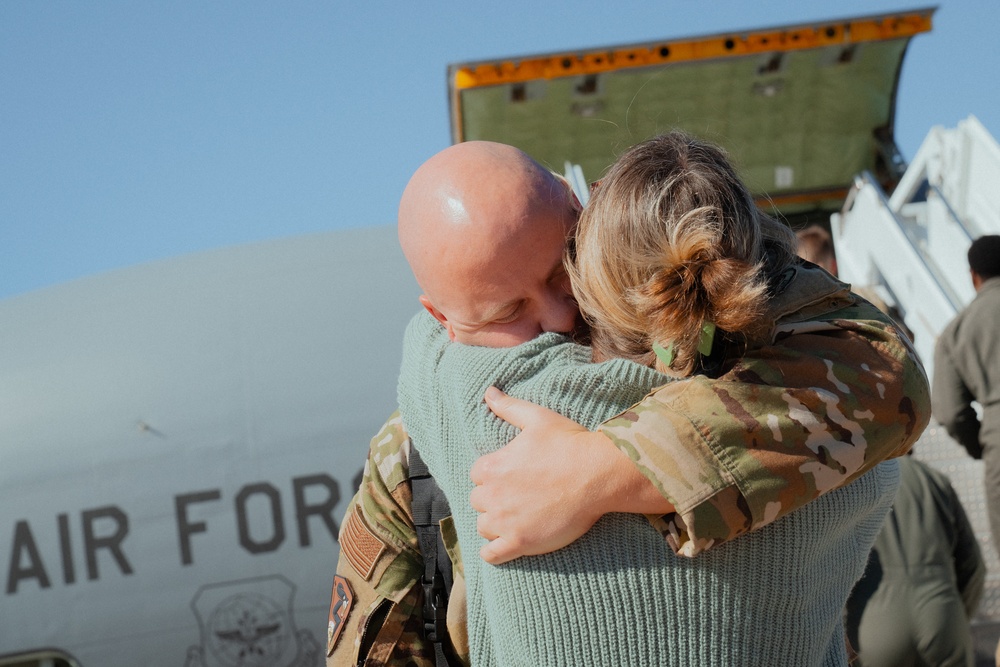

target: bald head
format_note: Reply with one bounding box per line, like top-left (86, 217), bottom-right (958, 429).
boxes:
top-left (399, 141), bottom-right (569, 285)
top-left (398, 141), bottom-right (580, 347)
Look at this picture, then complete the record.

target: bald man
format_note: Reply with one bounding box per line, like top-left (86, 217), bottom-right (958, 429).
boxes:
top-left (399, 141), bottom-right (580, 347)
top-left (326, 141), bottom-right (930, 666)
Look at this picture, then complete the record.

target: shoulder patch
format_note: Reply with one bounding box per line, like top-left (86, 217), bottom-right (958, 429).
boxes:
top-left (327, 574), bottom-right (354, 655)
top-left (342, 505), bottom-right (387, 581)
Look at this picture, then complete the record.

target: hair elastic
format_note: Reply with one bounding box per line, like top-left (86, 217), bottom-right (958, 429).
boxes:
top-left (652, 341), bottom-right (674, 368)
top-left (697, 321), bottom-right (716, 356)
top-left (653, 321), bottom-right (715, 369)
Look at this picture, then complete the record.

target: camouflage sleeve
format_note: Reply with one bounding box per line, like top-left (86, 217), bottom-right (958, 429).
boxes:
top-left (326, 412), bottom-right (433, 667)
top-left (327, 413), bottom-right (471, 666)
top-left (600, 300), bottom-right (930, 556)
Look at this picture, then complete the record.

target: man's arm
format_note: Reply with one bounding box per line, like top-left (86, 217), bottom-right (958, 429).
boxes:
top-left (932, 334), bottom-right (983, 459)
top-left (946, 478), bottom-right (986, 616)
top-left (478, 300), bottom-right (930, 560)
top-left (327, 413), bottom-right (436, 667)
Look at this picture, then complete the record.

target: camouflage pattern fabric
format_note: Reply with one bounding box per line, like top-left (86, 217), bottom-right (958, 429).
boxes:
top-left (603, 264), bottom-right (930, 555)
top-left (328, 263), bottom-right (930, 665)
top-left (327, 414), bottom-right (469, 667)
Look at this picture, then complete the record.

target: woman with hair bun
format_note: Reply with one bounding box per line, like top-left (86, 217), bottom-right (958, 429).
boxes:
top-left (570, 131), bottom-right (797, 377)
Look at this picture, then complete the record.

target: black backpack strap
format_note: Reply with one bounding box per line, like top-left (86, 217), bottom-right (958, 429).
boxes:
top-left (409, 443), bottom-right (458, 667)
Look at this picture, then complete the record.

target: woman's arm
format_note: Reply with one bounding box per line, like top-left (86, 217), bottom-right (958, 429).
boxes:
top-left (475, 303), bottom-right (931, 562)
top-left (472, 387), bottom-right (672, 565)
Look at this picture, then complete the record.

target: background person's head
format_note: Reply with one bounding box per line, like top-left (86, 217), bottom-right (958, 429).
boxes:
top-left (795, 224), bottom-right (837, 276)
top-left (968, 234), bottom-right (1000, 291)
top-left (568, 131), bottom-right (797, 375)
top-left (398, 141), bottom-right (580, 347)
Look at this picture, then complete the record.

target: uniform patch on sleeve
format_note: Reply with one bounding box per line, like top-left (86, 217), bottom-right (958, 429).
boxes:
top-left (327, 575), bottom-right (354, 655)
top-left (342, 505), bottom-right (386, 581)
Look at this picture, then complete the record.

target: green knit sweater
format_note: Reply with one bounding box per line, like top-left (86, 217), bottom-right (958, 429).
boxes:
top-left (398, 310), bottom-right (898, 667)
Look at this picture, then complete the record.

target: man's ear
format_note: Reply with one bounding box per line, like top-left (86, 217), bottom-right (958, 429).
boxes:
top-left (419, 295), bottom-right (457, 341)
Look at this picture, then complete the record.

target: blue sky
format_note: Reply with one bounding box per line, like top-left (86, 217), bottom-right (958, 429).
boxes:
top-left (1, 1), bottom-right (995, 300)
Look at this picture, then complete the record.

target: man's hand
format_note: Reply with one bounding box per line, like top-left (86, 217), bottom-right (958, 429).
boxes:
top-left (472, 386), bottom-right (672, 565)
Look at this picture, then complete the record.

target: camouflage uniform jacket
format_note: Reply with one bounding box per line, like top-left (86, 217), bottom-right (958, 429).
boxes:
top-left (327, 413), bottom-right (469, 666)
top-left (602, 261), bottom-right (929, 555)
top-left (326, 262), bottom-right (931, 666)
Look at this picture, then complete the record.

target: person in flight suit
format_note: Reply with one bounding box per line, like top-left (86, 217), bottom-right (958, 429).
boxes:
top-left (846, 454), bottom-right (985, 666)
top-left (934, 234), bottom-right (1000, 554)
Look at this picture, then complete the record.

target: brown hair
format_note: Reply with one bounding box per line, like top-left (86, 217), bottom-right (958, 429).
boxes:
top-left (568, 131), bottom-right (797, 375)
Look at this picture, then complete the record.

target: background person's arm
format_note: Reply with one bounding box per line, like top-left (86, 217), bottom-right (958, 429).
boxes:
top-left (946, 476), bottom-right (986, 616)
top-left (932, 334), bottom-right (983, 459)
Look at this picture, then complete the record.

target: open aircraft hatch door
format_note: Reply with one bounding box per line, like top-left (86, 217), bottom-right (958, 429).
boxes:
top-left (449, 8), bottom-right (934, 227)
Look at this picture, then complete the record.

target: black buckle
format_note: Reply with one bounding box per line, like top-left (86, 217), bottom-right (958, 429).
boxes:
top-left (422, 572), bottom-right (448, 641)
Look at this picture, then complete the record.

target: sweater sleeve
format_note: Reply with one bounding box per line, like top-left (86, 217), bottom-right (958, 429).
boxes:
top-left (601, 299), bottom-right (931, 556)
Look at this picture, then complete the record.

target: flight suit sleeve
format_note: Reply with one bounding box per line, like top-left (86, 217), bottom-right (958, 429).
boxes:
top-left (326, 413), bottom-right (435, 667)
top-left (600, 299), bottom-right (931, 556)
top-left (948, 481), bottom-right (986, 616)
top-left (932, 333), bottom-right (983, 459)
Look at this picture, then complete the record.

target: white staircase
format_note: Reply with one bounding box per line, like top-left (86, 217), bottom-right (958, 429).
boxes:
top-left (832, 115), bottom-right (1000, 378)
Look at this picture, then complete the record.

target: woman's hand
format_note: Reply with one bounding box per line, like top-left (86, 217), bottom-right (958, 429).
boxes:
top-left (473, 386), bottom-right (672, 565)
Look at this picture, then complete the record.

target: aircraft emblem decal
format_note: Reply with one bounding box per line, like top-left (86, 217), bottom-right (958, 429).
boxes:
top-left (185, 575), bottom-right (319, 667)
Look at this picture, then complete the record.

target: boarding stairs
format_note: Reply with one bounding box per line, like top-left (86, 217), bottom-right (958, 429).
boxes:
top-left (832, 115), bottom-right (1000, 378)
top-left (834, 116), bottom-right (1000, 639)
